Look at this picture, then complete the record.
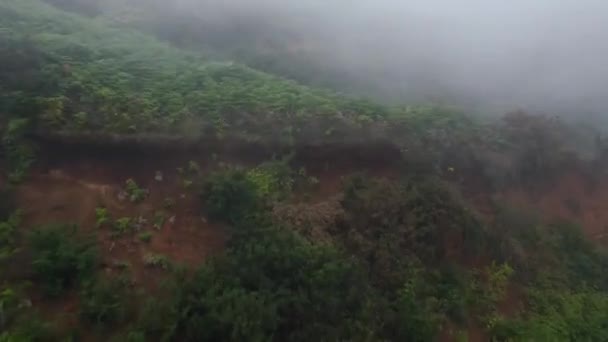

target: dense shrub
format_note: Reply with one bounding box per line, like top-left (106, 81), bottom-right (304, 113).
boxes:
top-left (80, 277), bottom-right (130, 328)
top-left (389, 276), bottom-right (443, 341)
top-left (0, 188), bottom-right (16, 222)
top-left (544, 222), bottom-right (608, 289)
top-left (0, 0), bottom-right (390, 144)
top-left (337, 176), bottom-right (486, 291)
top-left (137, 226), bottom-right (376, 342)
top-left (201, 167), bottom-right (261, 224)
top-left (490, 286), bottom-right (608, 341)
top-left (29, 224), bottom-right (97, 296)
top-left (2, 118), bottom-right (35, 184)
top-left (246, 160), bottom-right (294, 202)
top-left (201, 161), bottom-right (297, 225)
top-left (0, 316), bottom-right (57, 342)
top-left (0, 211), bottom-right (21, 262)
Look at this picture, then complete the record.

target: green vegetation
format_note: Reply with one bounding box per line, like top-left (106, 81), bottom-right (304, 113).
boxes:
top-left (125, 179), bottom-right (148, 203)
top-left (201, 167), bottom-right (261, 224)
top-left (163, 197), bottom-right (175, 210)
top-left (0, 211), bottom-right (21, 262)
top-left (201, 159), bottom-right (298, 225)
top-left (29, 224), bottom-right (97, 297)
top-left (2, 119), bottom-right (35, 184)
top-left (152, 211), bottom-right (166, 230)
top-left (1, 0), bottom-right (608, 341)
top-left (95, 206), bottom-right (110, 228)
top-left (80, 277), bottom-right (131, 329)
top-left (0, 0), bottom-right (390, 144)
top-left (138, 231), bottom-right (152, 243)
top-left (142, 253), bottom-right (171, 270)
top-left (113, 217), bottom-right (133, 235)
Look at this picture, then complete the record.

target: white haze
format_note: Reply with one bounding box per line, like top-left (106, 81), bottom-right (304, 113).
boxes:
top-left (127, 0), bottom-right (608, 117)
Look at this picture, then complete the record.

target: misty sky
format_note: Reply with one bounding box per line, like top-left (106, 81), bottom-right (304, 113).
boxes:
top-left (164, 0), bottom-right (608, 116)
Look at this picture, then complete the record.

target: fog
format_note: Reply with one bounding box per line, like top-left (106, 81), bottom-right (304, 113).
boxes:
top-left (121, 0), bottom-right (608, 117)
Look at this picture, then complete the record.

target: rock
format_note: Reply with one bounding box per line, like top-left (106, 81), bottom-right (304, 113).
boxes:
top-left (155, 171), bottom-right (163, 182)
top-left (168, 215), bottom-right (176, 224)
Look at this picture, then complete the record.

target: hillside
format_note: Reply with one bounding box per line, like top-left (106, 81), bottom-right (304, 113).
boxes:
top-left (2, 1), bottom-right (608, 341)
top-left (1, 0), bottom-right (393, 143)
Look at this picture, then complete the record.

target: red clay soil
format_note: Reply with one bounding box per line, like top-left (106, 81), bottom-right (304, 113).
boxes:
top-left (15, 158), bottom-right (228, 292)
top-left (13, 141), bottom-right (402, 287)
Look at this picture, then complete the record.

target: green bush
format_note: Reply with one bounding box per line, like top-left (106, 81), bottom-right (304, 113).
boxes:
top-left (389, 273), bottom-right (443, 341)
top-left (125, 179), bottom-right (148, 203)
top-left (337, 176), bottom-right (486, 291)
top-left (489, 286), bottom-right (608, 341)
top-left (0, 315), bottom-right (57, 342)
top-left (0, 189), bottom-right (16, 222)
top-left (143, 226), bottom-right (376, 341)
top-left (113, 217), bottom-right (133, 235)
top-left (544, 222), bottom-right (608, 289)
top-left (142, 253), bottom-right (171, 270)
top-left (201, 167), bottom-right (260, 224)
top-left (152, 211), bottom-right (166, 230)
top-left (246, 160), bottom-right (294, 202)
top-left (95, 207), bottom-right (110, 228)
top-left (29, 224), bottom-right (97, 296)
top-left (138, 231), bottom-right (152, 243)
top-left (0, 287), bottom-right (19, 332)
top-left (80, 278), bottom-right (130, 329)
top-left (2, 118), bottom-right (35, 184)
top-left (0, 211), bottom-right (21, 262)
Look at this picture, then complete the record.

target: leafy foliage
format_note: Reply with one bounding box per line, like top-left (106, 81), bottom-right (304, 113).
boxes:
top-left (138, 231), bottom-right (152, 243)
top-left (245, 160), bottom-right (294, 202)
top-left (0, 0), bottom-right (392, 144)
top-left (490, 286), bottom-right (608, 341)
top-left (0, 211), bottom-right (21, 262)
top-left (3, 1), bottom-right (608, 341)
top-left (80, 277), bottom-right (130, 329)
top-left (337, 176), bottom-right (485, 291)
top-left (142, 253), bottom-right (171, 270)
top-left (29, 224), bottom-right (97, 296)
top-left (201, 167), bottom-right (262, 224)
top-left (0, 315), bottom-right (57, 342)
top-left (125, 179), bottom-right (148, 203)
top-left (2, 119), bottom-right (35, 184)
top-left (152, 211), bottom-right (166, 230)
top-left (95, 207), bottom-right (110, 228)
top-left (139, 227), bottom-right (375, 342)
top-left (113, 217), bottom-right (134, 235)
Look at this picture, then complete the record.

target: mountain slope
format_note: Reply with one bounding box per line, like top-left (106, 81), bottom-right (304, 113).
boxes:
top-left (1, 0), bottom-right (394, 145)
top-left (3, 1), bottom-right (608, 342)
